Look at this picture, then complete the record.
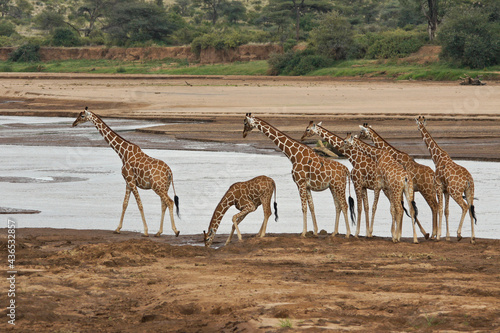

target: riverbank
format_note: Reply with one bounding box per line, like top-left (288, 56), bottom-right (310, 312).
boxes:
top-left (0, 228), bottom-right (498, 332)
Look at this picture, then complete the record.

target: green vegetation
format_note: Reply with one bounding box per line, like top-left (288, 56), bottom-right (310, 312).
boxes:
top-left (0, 0), bottom-right (498, 75)
top-left (1, 57), bottom-right (498, 81)
top-left (278, 318), bottom-right (293, 328)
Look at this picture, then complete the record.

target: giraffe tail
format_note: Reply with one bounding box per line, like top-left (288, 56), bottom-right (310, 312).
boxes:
top-left (470, 205), bottom-right (477, 225)
top-left (273, 181), bottom-right (279, 222)
top-left (348, 171), bottom-right (356, 225)
top-left (171, 176), bottom-right (180, 218)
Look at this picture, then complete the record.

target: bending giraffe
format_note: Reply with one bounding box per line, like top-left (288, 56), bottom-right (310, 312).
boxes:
top-left (415, 116), bottom-right (476, 243)
top-left (203, 175), bottom-right (278, 247)
top-left (72, 107), bottom-right (180, 237)
top-left (301, 121), bottom-right (385, 238)
top-left (359, 124), bottom-right (435, 239)
top-left (243, 114), bottom-right (355, 238)
top-left (343, 134), bottom-right (422, 243)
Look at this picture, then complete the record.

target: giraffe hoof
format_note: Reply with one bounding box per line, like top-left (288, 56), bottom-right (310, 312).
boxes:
top-left (175, 231), bottom-right (180, 237)
top-left (113, 230), bottom-right (121, 234)
top-left (471, 237), bottom-right (476, 244)
top-left (424, 233), bottom-right (430, 240)
top-left (141, 234), bottom-right (149, 237)
top-left (457, 234), bottom-right (462, 242)
top-left (154, 232), bottom-right (161, 237)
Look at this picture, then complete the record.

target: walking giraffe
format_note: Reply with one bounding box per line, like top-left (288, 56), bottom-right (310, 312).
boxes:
top-left (359, 124), bottom-right (435, 239)
top-left (301, 121), bottom-right (384, 238)
top-left (415, 116), bottom-right (476, 243)
top-left (203, 175), bottom-right (278, 247)
top-left (243, 114), bottom-right (354, 238)
top-left (343, 134), bottom-right (421, 243)
top-left (72, 107), bottom-right (180, 237)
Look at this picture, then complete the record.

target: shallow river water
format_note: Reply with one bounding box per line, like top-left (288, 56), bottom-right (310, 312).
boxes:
top-left (1, 116), bottom-right (498, 241)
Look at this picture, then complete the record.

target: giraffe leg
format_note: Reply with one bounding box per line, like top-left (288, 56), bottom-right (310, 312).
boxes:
top-left (115, 186), bottom-right (131, 234)
top-left (155, 190), bottom-right (179, 237)
top-left (297, 184), bottom-right (309, 237)
top-left (369, 188), bottom-right (382, 238)
top-left (330, 186), bottom-right (350, 238)
top-left (451, 190), bottom-right (470, 243)
top-left (444, 192), bottom-right (451, 241)
top-left (389, 201), bottom-right (397, 243)
top-left (354, 185), bottom-right (364, 238)
top-left (227, 206), bottom-right (256, 245)
top-left (257, 196), bottom-right (272, 238)
top-left (306, 189), bottom-right (319, 236)
top-left (420, 190), bottom-right (439, 239)
top-left (436, 185), bottom-right (444, 241)
top-left (361, 188), bottom-right (370, 237)
top-left (465, 186), bottom-right (476, 244)
top-left (130, 185), bottom-right (149, 237)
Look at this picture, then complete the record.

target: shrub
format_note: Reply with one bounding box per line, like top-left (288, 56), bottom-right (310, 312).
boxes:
top-left (439, 6), bottom-right (500, 68)
top-left (267, 50), bottom-right (332, 75)
top-left (0, 20), bottom-right (16, 37)
top-left (191, 29), bottom-right (250, 56)
top-left (366, 29), bottom-right (426, 59)
top-left (309, 11), bottom-right (354, 60)
top-left (51, 27), bottom-right (82, 47)
top-left (9, 43), bottom-right (41, 62)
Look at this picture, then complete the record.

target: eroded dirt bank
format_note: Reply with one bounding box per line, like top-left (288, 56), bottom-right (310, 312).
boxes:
top-left (0, 228), bottom-right (499, 332)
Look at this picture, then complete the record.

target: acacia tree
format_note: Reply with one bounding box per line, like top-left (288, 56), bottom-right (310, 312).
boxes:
top-left (265, 0), bottom-right (331, 41)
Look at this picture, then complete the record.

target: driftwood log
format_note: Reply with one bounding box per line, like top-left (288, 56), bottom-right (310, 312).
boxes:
top-left (460, 74), bottom-right (486, 86)
top-left (313, 140), bottom-right (339, 158)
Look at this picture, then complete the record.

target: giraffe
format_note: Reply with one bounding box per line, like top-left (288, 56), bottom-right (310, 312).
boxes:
top-left (301, 121), bottom-right (384, 238)
top-left (243, 114), bottom-right (354, 238)
top-left (359, 124), bottom-right (435, 239)
top-left (342, 134), bottom-right (420, 243)
top-left (203, 175), bottom-right (278, 247)
top-left (72, 107), bottom-right (180, 237)
top-left (415, 116), bottom-right (477, 243)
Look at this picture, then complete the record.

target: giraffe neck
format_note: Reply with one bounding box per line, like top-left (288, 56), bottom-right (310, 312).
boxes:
top-left (316, 126), bottom-right (363, 165)
top-left (87, 112), bottom-right (135, 161)
top-left (207, 194), bottom-right (233, 239)
top-left (352, 138), bottom-right (386, 162)
top-left (253, 117), bottom-right (305, 163)
top-left (368, 128), bottom-right (409, 165)
top-left (417, 124), bottom-right (450, 166)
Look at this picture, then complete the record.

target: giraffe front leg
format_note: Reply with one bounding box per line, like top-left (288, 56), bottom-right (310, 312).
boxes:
top-left (297, 185), bottom-right (309, 237)
top-left (228, 206), bottom-right (255, 244)
top-left (369, 188), bottom-right (382, 238)
top-left (115, 186), bottom-right (131, 234)
top-left (306, 189), bottom-right (319, 236)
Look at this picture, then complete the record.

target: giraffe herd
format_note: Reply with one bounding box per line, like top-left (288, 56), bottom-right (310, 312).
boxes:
top-left (72, 109), bottom-right (477, 246)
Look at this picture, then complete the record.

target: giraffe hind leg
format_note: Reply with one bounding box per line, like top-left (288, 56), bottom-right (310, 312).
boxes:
top-left (155, 190), bottom-right (179, 237)
top-left (257, 196), bottom-right (272, 238)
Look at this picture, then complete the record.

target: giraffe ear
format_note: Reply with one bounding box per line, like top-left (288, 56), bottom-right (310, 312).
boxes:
top-left (317, 121), bottom-right (322, 126)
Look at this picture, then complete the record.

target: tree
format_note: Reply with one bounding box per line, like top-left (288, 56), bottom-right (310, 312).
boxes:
top-left (264, 0), bottom-right (331, 41)
top-left (78, 0), bottom-right (116, 37)
top-left (221, 0), bottom-right (246, 24)
top-left (309, 11), bottom-right (354, 60)
top-left (439, 4), bottom-right (500, 68)
top-left (103, 1), bottom-right (183, 45)
top-left (194, 0), bottom-right (225, 25)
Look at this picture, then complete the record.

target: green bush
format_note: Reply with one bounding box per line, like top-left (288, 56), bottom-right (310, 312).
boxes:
top-left (191, 29), bottom-right (250, 56)
top-left (366, 29), bottom-right (426, 59)
top-left (9, 43), bottom-right (41, 62)
top-left (51, 28), bottom-right (82, 47)
top-left (0, 20), bottom-right (16, 37)
top-left (439, 6), bottom-right (500, 68)
top-left (267, 50), bottom-right (332, 75)
top-left (309, 11), bottom-right (354, 60)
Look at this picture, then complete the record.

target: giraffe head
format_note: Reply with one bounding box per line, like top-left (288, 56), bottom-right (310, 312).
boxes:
top-left (358, 123), bottom-right (372, 140)
top-left (415, 116), bottom-right (426, 129)
top-left (72, 107), bottom-right (91, 127)
top-left (300, 121), bottom-right (322, 141)
top-left (341, 132), bottom-right (356, 150)
top-left (243, 113), bottom-right (256, 138)
top-left (203, 228), bottom-right (216, 247)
